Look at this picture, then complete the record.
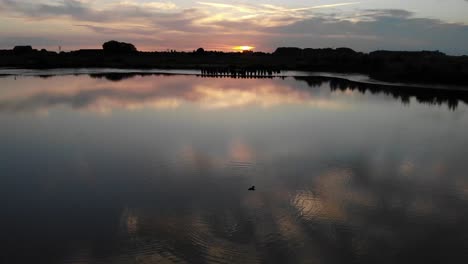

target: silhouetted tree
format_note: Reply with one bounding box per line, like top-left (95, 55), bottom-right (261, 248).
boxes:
top-left (335, 47), bottom-right (356, 54)
top-left (273, 47), bottom-right (302, 57)
top-left (102, 40), bottom-right (137, 53)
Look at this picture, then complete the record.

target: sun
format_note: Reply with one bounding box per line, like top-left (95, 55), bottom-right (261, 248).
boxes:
top-left (233, 46), bottom-right (255, 52)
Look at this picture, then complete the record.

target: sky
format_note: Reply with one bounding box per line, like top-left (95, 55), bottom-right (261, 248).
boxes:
top-left (0, 0), bottom-right (468, 54)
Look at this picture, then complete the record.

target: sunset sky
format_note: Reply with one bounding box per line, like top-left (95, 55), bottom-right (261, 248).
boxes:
top-left (1, 0), bottom-right (468, 54)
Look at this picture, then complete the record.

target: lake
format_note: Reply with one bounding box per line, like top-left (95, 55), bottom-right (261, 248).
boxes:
top-left (1, 73), bottom-right (468, 264)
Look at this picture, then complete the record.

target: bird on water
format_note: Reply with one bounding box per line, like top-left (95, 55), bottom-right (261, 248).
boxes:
top-left (248, 186), bottom-right (255, 191)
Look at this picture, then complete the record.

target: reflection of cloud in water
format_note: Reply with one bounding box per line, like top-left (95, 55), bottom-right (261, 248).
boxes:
top-left (229, 139), bottom-right (255, 163)
top-left (292, 167), bottom-right (379, 223)
top-left (0, 75), bottom-right (349, 114)
top-left (292, 191), bottom-right (324, 221)
top-left (1, 74), bottom-right (467, 114)
top-left (2, 74), bottom-right (468, 263)
top-left (121, 208), bottom-right (139, 235)
top-left (399, 160), bottom-right (415, 177)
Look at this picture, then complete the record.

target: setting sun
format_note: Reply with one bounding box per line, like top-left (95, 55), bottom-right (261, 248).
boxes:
top-left (233, 46), bottom-right (255, 52)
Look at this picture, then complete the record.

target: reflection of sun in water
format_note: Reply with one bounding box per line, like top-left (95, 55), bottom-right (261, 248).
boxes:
top-left (233, 46), bottom-right (254, 52)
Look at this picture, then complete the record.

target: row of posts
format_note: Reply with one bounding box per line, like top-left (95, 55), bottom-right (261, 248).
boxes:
top-left (200, 67), bottom-right (281, 77)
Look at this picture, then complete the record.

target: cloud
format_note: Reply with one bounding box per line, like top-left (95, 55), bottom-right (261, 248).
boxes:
top-left (1, 0), bottom-right (101, 21)
top-left (0, 36), bottom-right (59, 47)
top-left (198, 1), bottom-right (360, 13)
top-left (0, 1), bottom-right (467, 54)
top-left (0, 0), bottom-right (177, 22)
top-left (119, 0), bottom-right (177, 10)
top-left (262, 9), bottom-right (468, 54)
top-left (197, 2), bottom-right (257, 13)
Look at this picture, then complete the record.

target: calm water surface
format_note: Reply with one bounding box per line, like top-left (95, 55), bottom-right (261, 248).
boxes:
top-left (1, 74), bottom-right (468, 264)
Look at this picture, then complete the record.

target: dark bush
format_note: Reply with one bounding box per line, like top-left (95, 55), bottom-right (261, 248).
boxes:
top-left (13, 46), bottom-right (34, 55)
top-left (102, 41), bottom-right (137, 53)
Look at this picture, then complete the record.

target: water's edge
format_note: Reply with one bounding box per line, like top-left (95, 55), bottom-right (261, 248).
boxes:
top-left (1, 68), bottom-right (468, 92)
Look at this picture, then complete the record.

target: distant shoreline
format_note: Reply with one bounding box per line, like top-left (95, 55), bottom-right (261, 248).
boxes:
top-left (1, 42), bottom-right (468, 87)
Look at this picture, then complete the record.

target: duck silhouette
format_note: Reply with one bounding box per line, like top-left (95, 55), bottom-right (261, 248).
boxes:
top-left (248, 185), bottom-right (255, 191)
